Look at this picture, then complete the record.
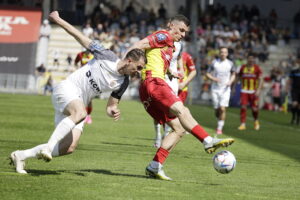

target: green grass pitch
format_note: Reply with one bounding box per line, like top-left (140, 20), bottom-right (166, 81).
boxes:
top-left (0, 93), bottom-right (299, 200)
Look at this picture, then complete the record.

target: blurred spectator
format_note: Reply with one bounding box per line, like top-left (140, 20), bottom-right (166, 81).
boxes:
top-left (158, 3), bottom-right (167, 19)
top-left (270, 67), bottom-right (285, 111)
top-left (293, 9), bottom-right (300, 38)
top-left (66, 54), bottom-right (73, 66)
top-left (44, 75), bottom-right (53, 95)
top-left (35, 63), bottom-right (46, 76)
top-left (82, 22), bottom-right (93, 38)
top-left (36, 19), bottom-right (51, 66)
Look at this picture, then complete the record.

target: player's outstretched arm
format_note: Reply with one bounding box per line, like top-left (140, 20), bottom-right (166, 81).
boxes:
top-left (49, 11), bottom-right (92, 49)
top-left (106, 96), bottom-right (121, 121)
top-left (123, 37), bottom-right (151, 58)
top-left (180, 70), bottom-right (197, 89)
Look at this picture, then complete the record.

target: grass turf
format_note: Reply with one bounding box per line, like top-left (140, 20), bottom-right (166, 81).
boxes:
top-left (0, 93), bottom-right (299, 200)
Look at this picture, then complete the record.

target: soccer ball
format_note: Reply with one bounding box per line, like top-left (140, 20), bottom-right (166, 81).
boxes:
top-left (213, 150), bottom-right (236, 174)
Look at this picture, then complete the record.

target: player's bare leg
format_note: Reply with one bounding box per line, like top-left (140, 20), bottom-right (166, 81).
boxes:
top-left (39, 99), bottom-right (86, 162)
top-left (216, 107), bottom-right (226, 134)
top-left (238, 105), bottom-right (247, 130)
top-left (169, 101), bottom-right (234, 153)
top-left (10, 127), bottom-right (83, 174)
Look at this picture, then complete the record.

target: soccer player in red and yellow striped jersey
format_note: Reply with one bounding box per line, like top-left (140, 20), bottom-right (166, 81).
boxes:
top-left (130, 15), bottom-right (234, 181)
top-left (178, 51), bottom-right (197, 103)
top-left (238, 54), bottom-right (263, 130)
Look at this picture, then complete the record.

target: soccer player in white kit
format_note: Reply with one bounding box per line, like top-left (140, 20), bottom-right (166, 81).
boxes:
top-left (153, 41), bottom-right (182, 148)
top-left (9, 11), bottom-right (146, 174)
top-left (206, 47), bottom-right (236, 134)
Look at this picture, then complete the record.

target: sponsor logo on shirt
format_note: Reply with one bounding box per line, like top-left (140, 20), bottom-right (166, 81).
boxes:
top-left (86, 70), bottom-right (102, 94)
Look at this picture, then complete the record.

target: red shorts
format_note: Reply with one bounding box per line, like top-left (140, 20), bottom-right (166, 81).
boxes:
top-left (178, 90), bottom-right (188, 103)
top-left (139, 78), bottom-right (181, 124)
top-left (240, 92), bottom-right (259, 108)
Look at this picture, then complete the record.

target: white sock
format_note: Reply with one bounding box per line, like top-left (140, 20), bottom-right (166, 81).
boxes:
top-left (203, 136), bottom-right (213, 145)
top-left (217, 120), bottom-right (225, 131)
top-left (154, 124), bottom-right (161, 140)
top-left (47, 117), bottom-right (75, 152)
top-left (18, 143), bottom-right (60, 160)
top-left (164, 124), bottom-right (172, 137)
top-left (150, 160), bottom-right (161, 169)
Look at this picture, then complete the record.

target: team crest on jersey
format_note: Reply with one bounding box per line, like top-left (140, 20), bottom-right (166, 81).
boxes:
top-left (156, 33), bottom-right (166, 42)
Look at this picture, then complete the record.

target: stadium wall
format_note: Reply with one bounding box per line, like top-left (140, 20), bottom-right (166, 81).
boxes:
top-left (0, 8), bottom-right (42, 93)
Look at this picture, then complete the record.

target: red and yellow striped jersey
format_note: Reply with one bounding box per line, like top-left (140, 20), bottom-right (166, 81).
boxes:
top-left (179, 52), bottom-right (196, 91)
top-left (141, 30), bottom-right (174, 80)
top-left (239, 64), bottom-right (262, 93)
top-left (75, 51), bottom-right (94, 67)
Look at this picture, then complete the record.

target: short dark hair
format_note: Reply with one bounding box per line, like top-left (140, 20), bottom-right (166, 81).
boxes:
top-left (125, 48), bottom-right (147, 64)
top-left (247, 52), bottom-right (256, 58)
top-left (169, 14), bottom-right (190, 26)
top-left (219, 46), bottom-right (228, 51)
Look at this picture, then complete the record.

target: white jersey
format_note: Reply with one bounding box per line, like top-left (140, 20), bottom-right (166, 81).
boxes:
top-left (67, 41), bottom-right (129, 104)
top-left (165, 41), bottom-right (182, 94)
top-left (208, 58), bottom-right (235, 90)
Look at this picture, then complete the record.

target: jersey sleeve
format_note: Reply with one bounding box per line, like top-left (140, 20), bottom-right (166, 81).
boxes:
top-left (238, 65), bottom-right (244, 76)
top-left (146, 31), bottom-right (173, 48)
top-left (207, 60), bottom-right (216, 73)
top-left (186, 54), bottom-right (196, 72)
top-left (229, 60), bottom-right (236, 73)
top-left (88, 40), bottom-right (118, 62)
top-left (110, 76), bottom-right (129, 100)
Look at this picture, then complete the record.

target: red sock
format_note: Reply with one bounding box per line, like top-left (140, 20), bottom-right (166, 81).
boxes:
top-left (191, 125), bottom-right (209, 142)
top-left (153, 147), bottom-right (169, 164)
top-left (86, 107), bottom-right (92, 115)
top-left (240, 107), bottom-right (247, 123)
top-left (252, 109), bottom-right (258, 120)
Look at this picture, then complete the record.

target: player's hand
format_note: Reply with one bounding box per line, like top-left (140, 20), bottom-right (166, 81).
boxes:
top-left (214, 77), bottom-right (221, 83)
top-left (49, 11), bottom-right (60, 23)
top-left (225, 81), bottom-right (232, 86)
top-left (107, 107), bottom-right (121, 121)
top-left (179, 82), bottom-right (186, 90)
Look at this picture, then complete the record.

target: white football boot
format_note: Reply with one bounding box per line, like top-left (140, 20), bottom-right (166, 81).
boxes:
top-left (37, 147), bottom-right (52, 162)
top-left (10, 151), bottom-right (27, 174)
top-left (204, 137), bottom-right (235, 154)
top-left (145, 162), bottom-right (172, 181)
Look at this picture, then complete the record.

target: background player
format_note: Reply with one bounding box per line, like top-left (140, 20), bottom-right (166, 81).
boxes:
top-left (131, 15), bottom-right (234, 180)
top-left (206, 47), bottom-right (236, 134)
top-left (10, 11), bottom-right (146, 174)
top-left (74, 49), bottom-right (94, 124)
top-left (287, 64), bottom-right (300, 125)
top-left (238, 54), bottom-right (263, 130)
top-left (177, 51), bottom-right (197, 103)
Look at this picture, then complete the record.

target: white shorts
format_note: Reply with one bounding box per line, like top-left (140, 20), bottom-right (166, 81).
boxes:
top-left (52, 80), bottom-right (85, 131)
top-left (165, 76), bottom-right (179, 95)
top-left (211, 87), bottom-right (231, 109)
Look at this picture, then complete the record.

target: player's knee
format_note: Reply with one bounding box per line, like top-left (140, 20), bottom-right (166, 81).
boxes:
top-left (170, 102), bottom-right (185, 116)
top-left (73, 110), bottom-right (87, 123)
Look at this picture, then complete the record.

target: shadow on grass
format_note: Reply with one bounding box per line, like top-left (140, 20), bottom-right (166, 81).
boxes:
top-left (27, 168), bottom-right (148, 179)
top-left (80, 169), bottom-right (148, 179)
top-left (100, 142), bottom-right (149, 148)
